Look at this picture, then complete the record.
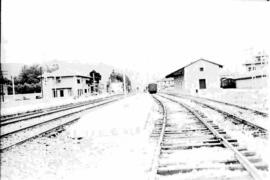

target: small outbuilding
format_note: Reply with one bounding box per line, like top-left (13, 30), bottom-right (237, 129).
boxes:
top-left (165, 59), bottom-right (223, 94)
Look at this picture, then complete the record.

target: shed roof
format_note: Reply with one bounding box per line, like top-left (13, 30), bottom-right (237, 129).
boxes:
top-left (165, 59), bottom-right (223, 78)
top-left (42, 68), bottom-right (90, 78)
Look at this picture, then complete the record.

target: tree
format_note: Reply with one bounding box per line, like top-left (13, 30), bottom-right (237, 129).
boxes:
top-left (18, 64), bottom-right (42, 84)
top-left (45, 63), bottom-right (59, 73)
top-left (88, 70), bottom-right (102, 93)
top-left (0, 77), bottom-right (12, 85)
top-left (8, 64), bottom-right (43, 94)
top-left (108, 70), bottom-right (132, 92)
top-left (89, 70), bottom-right (102, 84)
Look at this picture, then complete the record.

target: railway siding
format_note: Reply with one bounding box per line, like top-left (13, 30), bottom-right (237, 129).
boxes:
top-left (151, 94), bottom-right (268, 180)
top-left (162, 93), bottom-right (268, 134)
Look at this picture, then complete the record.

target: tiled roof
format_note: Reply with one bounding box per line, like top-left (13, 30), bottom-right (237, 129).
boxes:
top-left (43, 68), bottom-right (89, 78)
top-left (165, 59), bottom-right (223, 78)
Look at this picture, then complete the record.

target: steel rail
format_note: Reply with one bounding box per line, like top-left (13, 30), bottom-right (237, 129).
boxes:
top-left (0, 94), bottom-right (122, 123)
top-left (164, 92), bottom-right (268, 117)
top-left (149, 95), bottom-right (167, 180)
top-left (1, 98), bottom-right (101, 123)
top-left (0, 97), bottom-right (124, 152)
top-left (0, 98), bottom-right (120, 138)
top-left (162, 93), bottom-right (268, 133)
top-left (0, 117), bottom-right (80, 153)
top-left (157, 94), bottom-right (265, 180)
top-left (0, 99), bottom-right (118, 138)
top-left (0, 95), bottom-right (122, 126)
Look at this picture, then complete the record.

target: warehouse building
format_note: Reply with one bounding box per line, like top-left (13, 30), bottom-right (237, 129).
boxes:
top-left (41, 68), bottom-right (91, 99)
top-left (165, 59), bottom-right (223, 94)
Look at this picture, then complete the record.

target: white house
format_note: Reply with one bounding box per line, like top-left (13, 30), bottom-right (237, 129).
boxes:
top-left (108, 82), bottom-right (123, 93)
top-left (235, 52), bottom-right (268, 89)
top-left (165, 59), bottom-right (223, 94)
top-left (41, 68), bottom-right (91, 99)
top-left (243, 51), bottom-right (268, 72)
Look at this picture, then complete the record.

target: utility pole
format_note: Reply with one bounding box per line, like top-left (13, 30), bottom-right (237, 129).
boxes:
top-left (123, 70), bottom-right (126, 95)
top-left (40, 67), bottom-right (43, 98)
top-left (11, 75), bottom-right (15, 100)
top-left (93, 72), bottom-right (96, 93)
top-left (0, 70), bottom-right (7, 102)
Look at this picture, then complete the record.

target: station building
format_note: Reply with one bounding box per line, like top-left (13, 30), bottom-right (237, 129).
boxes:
top-left (41, 68), bottom-right (91, 99)
top-left (165, 59), bottom-right (223, 94)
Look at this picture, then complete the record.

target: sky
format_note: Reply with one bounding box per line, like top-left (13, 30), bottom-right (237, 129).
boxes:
top-left (2, 0), bottom-right (270, 77)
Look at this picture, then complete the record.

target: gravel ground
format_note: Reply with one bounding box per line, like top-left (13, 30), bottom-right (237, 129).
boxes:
top-left (1, 93), bottom-right (160, 180)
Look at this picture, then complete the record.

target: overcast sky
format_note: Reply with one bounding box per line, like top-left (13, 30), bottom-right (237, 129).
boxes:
top-left (2, 0), bottom-right (270, 76)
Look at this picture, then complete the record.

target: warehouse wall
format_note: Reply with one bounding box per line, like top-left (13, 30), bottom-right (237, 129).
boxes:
top-left (236, 76), bottom-right (268, 89)
top-left (184, 60), bottom-right (222, 94)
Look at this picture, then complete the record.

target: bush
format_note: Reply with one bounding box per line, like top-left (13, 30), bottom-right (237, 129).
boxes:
top-left (12, 83), bottom-right (41, 94)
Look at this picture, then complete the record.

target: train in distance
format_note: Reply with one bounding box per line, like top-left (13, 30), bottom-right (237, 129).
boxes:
top-left (148, 83), bottom-right (158, 94)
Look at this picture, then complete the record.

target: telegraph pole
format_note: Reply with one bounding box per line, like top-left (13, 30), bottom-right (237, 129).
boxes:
top-left (93, 72), bottom-right (96, 93)
top-left (0, 70), bottom-right (7, 102)
top-left (40, 67), bottom-right (43, 98)
top-left (11, 75), bottom-right (15, 100)
top-left (123, 70), bottom-right (127, 95)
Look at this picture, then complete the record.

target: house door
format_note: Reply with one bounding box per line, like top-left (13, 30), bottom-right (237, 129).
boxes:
top-left (60, 90), bottom-right (64, 97)
top-left (199, 79), bottom-right (206, 89)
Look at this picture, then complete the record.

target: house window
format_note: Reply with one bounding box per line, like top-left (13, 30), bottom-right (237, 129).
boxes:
top-left (77, 79), bottom-right (81, 84)
top-left (56, 77), bottom-right (61, 83)
top-left (85, 89), bottom-right (87, 93)
top-left (200, 67), bottom-right (204, 71)
top-left (199, 79), bottom-right (206, 89)
top-left (248, 67), bottom-right (252, 71)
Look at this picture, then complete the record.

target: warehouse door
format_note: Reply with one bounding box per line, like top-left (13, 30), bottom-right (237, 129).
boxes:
top-left (199, 79), bottom-right (206, 89)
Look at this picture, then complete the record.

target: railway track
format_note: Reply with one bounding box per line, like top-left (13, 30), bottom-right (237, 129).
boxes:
top-left (0, 94), bottom-right (122, 125)
top-left (150, 95), bottom-right (268, 180)
top-left (0, 95), bottom-right (124, 152)
top-left (165, 93), bottom-right (268, 117)
top-left (161, 93), bottom-right (268, 135)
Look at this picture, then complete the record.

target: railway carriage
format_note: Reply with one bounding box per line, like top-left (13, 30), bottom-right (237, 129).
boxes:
top-left (220, 78), bottom-right (236, 88)
top-left (148, 83), bottom-right (158, 94)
